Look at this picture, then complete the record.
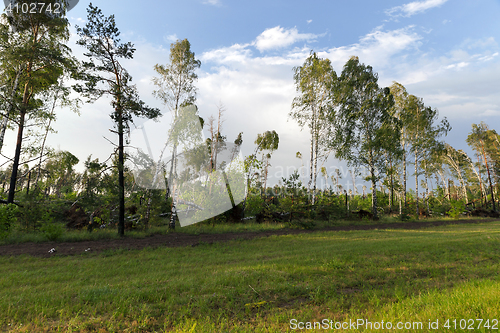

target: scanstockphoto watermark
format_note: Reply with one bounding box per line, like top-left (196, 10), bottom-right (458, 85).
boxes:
top-left (270, 164), bottom-right (371, 190)
top-left (272, 165), bottom-right (370, 183)
top-left (289, 318), bottom-right (500, 331)
top-left (126, 105), bottom-right (247, 227)
top-left (289, 318), bottom-right (425, 330)
top-left (260, 164), bottom-right (372, 197)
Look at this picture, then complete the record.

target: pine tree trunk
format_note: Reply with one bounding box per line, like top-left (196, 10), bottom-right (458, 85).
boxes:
top-left (7, 108), bottom-right (26, 204)
top-left (0, 67), bottom-right (22, 154)
top-left (7, 79), bottom-right (31, 204)
top-left (118, 110), bottom-right (125, 236)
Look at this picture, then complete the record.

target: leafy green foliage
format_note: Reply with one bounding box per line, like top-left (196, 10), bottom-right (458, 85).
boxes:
top-left (40, 221), bottom-right (64, 241)
top-left (290, 52), bottom-right (337, 204)
top-left (331, 56), bottom-right (401, 219)
top-left (0, 204), bottom-right (18, 238)
top-left (75, 3), bottom-right (160, 235)
top-left (448, 200), bottom-right (466, 219)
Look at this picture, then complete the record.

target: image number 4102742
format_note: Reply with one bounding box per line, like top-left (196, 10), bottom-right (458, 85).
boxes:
top-left (127, 105), bottom-right (248, 227)
top-left (3, 1), bottom-right (80, 32)
top-left (3, 0), bottom-right (79, 16)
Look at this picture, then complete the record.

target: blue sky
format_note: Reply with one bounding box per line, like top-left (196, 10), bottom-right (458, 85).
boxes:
top-left (3, 0), bottom-right (500, 193)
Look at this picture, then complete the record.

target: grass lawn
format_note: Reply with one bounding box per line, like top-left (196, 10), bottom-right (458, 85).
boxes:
top-left (0, 220), bottom-right (499, 332)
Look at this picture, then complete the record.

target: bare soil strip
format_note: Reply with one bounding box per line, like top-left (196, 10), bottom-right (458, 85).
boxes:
top-left (1, 219), bottom-right (498, 258)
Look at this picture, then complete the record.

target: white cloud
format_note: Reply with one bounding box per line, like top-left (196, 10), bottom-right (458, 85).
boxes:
top-left (201, 43), bottom-right (253, 65)
top-left (18, 22), bottom-right (498, 184)
top-left (254, 26), bottom-right (319, 52)
top-left (196, 25), bottom-right (431, 183)
top-left (70, 17), bottom-right (85, 24)
top-left (444, 61), bottom-right (469, 70)
top-left (461, 37), bottom-right (498, 50)
top-left (386, 0), bottom-right (448, 17)
top-left (307, 20), bottom-right (313, 24)
top-left (320, 27), bottom-right (422, 72)
top-left (164, 34), bottom-right (179, 43)
top-left (479, 109), bottom-right (500, 117)
top-left (478, 52), bottom-right (499, 62)
top-left (202, 0), bottom-right (221, 6)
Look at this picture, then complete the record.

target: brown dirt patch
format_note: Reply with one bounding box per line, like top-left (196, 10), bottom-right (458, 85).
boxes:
top-left (0, 219), bottom-right (497, 258)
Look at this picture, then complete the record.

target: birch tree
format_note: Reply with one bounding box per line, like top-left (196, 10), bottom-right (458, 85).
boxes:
top-left (389, 82), bottom-right (413, 209)
top-left (444, 144), bottom-right (469, 201)
top-left (255, 130), bottom-right (279, 194)
top-left (152, 38), bottom-right (200, 229)
top-left (467, 122), bottom-right (497, 211)
top-left (290, 52), bottom-right (337, 205)
top-left (406, 96), bottom-right (450, 216)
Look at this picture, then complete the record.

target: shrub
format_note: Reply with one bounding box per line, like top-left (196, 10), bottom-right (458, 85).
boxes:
top-left (0, 204), bottom-right (19, 239)
top-left (244, 194), bottom-right (264, 216)
top-left (448, 200), bottom-right (466, 219)
top-left (40, 221), bottom-right (65, 241)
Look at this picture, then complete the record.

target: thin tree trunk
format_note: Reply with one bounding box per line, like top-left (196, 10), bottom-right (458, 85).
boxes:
top-left (308, 130), bottom-right (314, 200)
top-left (370, 151), bottom-right (378, 220)
top-left (468, 158), bottom-right (485, 203)
top-left (7, 78), bottom-right (31, 204)
top-left (477, 155), bottom-right (485, 206)
top-left (390, 158), bottom-right (394, 212)
top-left (144, 190), bottom-right (152, 229)
top-left (118, 109), bottom-right (125, 236)
top-left (7, 109), bottom-right (26, 203)
top-left (403, 150), bottom-right (407, 208)
top-left (448, 178), bottom-right (451, 201)
top-left (399, 191), bottom-right (402, 215)
top-left (0, 66), bottom-right (23, 154)
top-left (437, 169), bottom-right (449, 199)
top-left (415, 150), bottom-right (419, 217)
top-left (167, 143), bottom-right (178, 229)
top-left (26, 170), bottom-right (31, 196)
top-left (424, 165), bottom-right (430, 215)
top-left (371, 168), bottom-right (378, 220)
top-left (481, 141), bottom-right (496, 211)
top-left (35, 85), bottom-right (60, 186)
top-left (312, 127), bottom-right (318, 205)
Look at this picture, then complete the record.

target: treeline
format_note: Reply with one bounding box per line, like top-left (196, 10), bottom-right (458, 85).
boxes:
top-left (0, 3), bottom-right (498, 238)
top-left (283, 52), bottom-right (499, 220)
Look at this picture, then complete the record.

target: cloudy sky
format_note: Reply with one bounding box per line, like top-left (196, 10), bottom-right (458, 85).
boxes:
top-left (3, 0), bottom-right (500, 192)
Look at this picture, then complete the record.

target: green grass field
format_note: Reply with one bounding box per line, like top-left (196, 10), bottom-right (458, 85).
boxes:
top-left (1, 220), bottom-right (499, 332)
